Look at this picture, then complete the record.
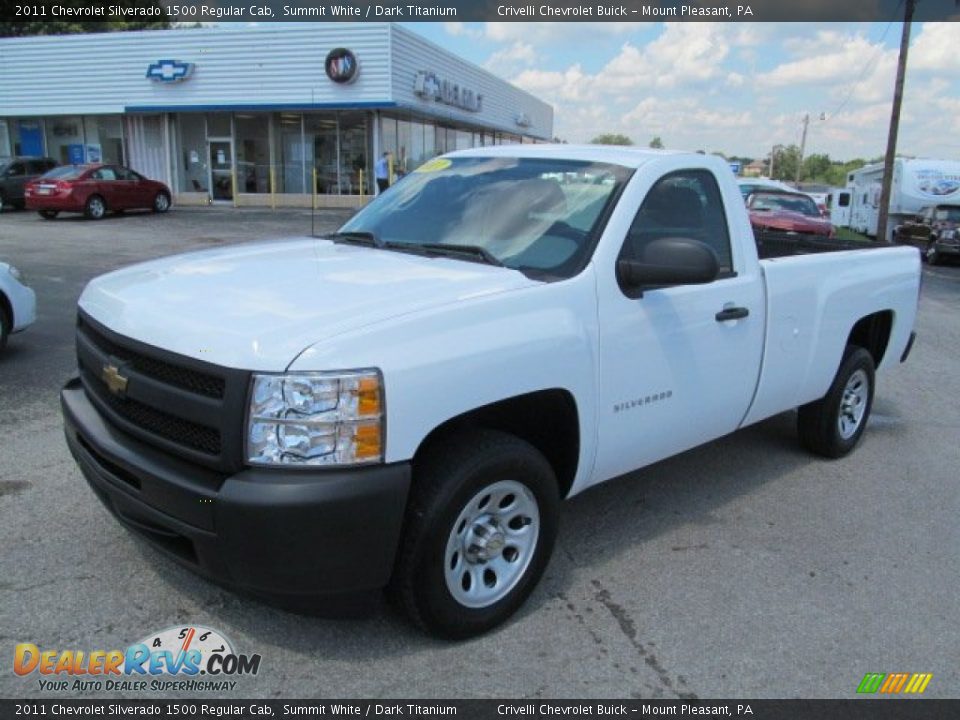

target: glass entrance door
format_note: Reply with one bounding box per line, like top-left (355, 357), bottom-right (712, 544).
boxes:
top-left (208, 140), bottom-right (233, 201)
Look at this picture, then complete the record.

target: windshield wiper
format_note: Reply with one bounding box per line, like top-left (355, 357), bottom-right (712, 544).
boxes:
top-left (414, 243), bottom-right (505, 267)
top-left (322, 231), bottom-right (384, 248)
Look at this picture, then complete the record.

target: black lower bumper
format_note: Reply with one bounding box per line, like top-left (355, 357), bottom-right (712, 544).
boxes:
top-left (61, 377), bottom-right (411, 598)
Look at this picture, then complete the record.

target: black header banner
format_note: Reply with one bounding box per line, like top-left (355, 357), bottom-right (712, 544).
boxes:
top-left (2, 0), bottom-right (960, 23)
top-left (2, 700), bottom-right (959, 719)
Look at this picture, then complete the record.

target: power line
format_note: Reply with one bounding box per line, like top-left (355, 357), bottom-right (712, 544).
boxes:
top-left (823, 5), bottom-right (903, 122)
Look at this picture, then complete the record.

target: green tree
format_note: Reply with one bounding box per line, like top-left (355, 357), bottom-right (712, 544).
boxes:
top-left (769, 145), bottom-right (801, 183)
top-left (649, 136), bottom-right (664, 149)
top-left (591, 134), bottom-right (633, 146)
top-left (0, 2), bottom-right (170, 36)
top-left (801, 154), bottom-right (832, 182)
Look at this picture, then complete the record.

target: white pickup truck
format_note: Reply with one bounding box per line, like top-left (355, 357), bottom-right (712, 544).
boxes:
top-left (62, 146), bottom-right (920, 638)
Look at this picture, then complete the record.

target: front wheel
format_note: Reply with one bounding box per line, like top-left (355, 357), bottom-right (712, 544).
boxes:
top-left (152, 191), bottom-right (170, 213)
top-left (84, 195), bottom-right (106, 220)
top-left (798, 345), bottom-right (875, 458)
top-left (391, 430), bottom-right (560, 639)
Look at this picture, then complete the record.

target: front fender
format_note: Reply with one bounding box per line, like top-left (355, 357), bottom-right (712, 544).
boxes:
top-left (288, 270), bottom-right (600, 491)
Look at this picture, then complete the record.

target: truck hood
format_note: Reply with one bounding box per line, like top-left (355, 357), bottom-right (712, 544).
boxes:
top-left (79, 238), bottom-right (538, 371)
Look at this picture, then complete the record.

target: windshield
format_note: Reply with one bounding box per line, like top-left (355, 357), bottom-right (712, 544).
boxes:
top-left (935, 206), bottom-right (960, 222)
top-left (339, 156), bottom-right (631, 279)
top-left (41, 165), bottom-right (85, 180)
top-left (749, 192), bottom-right (820, 217)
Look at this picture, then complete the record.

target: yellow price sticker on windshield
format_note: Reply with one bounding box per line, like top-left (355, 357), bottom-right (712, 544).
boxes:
top-left (415, 158), bottom-right (452, 173)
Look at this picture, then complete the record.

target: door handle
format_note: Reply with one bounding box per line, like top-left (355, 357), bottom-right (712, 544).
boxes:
top-left (715, 306), bottom-right (749, 322)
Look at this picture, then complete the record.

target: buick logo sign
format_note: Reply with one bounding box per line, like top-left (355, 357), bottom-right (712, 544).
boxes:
top-left (325, 48), bottom-right (358, 84)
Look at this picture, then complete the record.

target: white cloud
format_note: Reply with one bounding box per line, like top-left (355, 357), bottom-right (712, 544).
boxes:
top-left (484, 42), bottom-right (537, 71)
top-left (483, 22), bottom-right (648, 44)
top-left (910, 22), bottom-right (959, 72)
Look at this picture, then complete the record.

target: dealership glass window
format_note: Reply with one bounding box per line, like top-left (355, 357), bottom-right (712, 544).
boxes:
top-left (396, 119), bottom-right (413, 175)
top-left (177, 114), bottom-right (208, 193)
top-left (206, 113), bottom-right (231, 138)
top-left (84, 115), bottom-right (124, 165)
top-left (0, 121), bottom-right (10, 156)
top-left (455, 129), bottom-right (472, 151)
top-left (306, 114), bottom-right (339, 194)
top-left (339, 112), bottom-right (369, 195)
top-left (235, 114), bottom-right (270, 193)
top-left (46, 116), bottom-right (84, 164)
top-left (276, 113), bottom-right (304, 194)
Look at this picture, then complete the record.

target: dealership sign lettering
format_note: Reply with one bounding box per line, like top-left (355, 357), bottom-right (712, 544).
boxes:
top-left (413, 71), bottom-right (482, 113)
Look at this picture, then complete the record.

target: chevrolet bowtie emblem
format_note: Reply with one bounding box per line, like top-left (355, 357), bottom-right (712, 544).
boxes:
top-left (102, 364), bottom-right (129, 395)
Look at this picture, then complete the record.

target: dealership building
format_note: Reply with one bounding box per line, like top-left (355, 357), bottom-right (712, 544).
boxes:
top-left (0, 24), bottom-right (553, 206)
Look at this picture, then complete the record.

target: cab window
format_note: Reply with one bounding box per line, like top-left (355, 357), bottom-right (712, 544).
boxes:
top-left (92, 167), bottom-right (117, 181)
top-left (620, 169), bottom-right (733, 275)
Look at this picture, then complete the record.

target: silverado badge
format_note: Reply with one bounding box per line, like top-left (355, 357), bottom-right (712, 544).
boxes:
top-left (102, 364), bottom-right (129, 395)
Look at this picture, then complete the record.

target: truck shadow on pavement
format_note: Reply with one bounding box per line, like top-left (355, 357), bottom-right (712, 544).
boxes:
top-left (134, 404), bottom-right (902, 656)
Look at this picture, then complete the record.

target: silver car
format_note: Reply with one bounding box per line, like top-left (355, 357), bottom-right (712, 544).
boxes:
top-left (0, 261), bottom-right (36, 351)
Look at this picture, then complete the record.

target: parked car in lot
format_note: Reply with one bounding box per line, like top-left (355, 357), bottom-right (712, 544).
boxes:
top-left (893, 204), bottom-right (960, 265)
top-left (62, 146), bottom-right (919, 638)
top-left (0, 260), bottom-right (36, 352)
top-left (746, 190), bottom-right (835, 238)
top-left (0, 156), bottom-right (58, 211)
top-left (25, 164), bottom-right (171, 220)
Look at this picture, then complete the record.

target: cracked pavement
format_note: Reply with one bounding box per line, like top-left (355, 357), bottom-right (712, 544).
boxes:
top-left (1, 206), bottom-right (958, 699)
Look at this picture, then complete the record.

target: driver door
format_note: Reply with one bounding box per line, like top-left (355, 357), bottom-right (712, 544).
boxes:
top-left (593, 169), bottom-right (766, 483)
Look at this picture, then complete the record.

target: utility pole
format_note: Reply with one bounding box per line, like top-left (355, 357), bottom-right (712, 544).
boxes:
top-left (877, 0), bottom-right (915, 244)
top-left (795, 113), bottom-right (809, 188)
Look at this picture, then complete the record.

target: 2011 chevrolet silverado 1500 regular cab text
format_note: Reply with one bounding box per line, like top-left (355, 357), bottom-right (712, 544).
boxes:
top-left (61, 146), bottom-right (920, 638)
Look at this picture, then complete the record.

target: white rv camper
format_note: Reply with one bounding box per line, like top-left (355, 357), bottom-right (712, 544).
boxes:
top-left (847, 158), bottom-right (960, 239)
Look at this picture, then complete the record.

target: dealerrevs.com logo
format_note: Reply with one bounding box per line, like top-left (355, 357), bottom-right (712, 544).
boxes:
top-left (14, 625), bottom-right (262, 693)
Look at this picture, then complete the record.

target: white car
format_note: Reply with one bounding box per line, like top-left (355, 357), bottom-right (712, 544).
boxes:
top-left (0, 261), bottom-right (36, 350)
top-left (63, 146), bottom-right (920, 638)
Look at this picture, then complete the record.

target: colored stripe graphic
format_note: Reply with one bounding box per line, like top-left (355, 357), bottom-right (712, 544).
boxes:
top-left (880, 673), bottom-right (909, 693)
top-left (857, 673), bottom-right (885, 693)
top-left (858, 672), bottom-right (932, 694)
top-left (903, 673), bottom-right (933, 694)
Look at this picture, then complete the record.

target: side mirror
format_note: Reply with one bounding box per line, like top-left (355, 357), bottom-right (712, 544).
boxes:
top-left (617, 237), bottom-right (720, 297)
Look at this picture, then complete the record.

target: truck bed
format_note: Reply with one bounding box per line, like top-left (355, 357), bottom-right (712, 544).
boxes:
top-left (754, 228), bottom-right (878, 259)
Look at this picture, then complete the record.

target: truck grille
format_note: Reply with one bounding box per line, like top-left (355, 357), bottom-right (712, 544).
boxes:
top-left (76, 311), bottom-right (250, 473)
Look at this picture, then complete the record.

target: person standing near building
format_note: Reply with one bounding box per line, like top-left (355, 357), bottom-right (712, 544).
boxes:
top-left (375, 151), bottom-right (391, 193)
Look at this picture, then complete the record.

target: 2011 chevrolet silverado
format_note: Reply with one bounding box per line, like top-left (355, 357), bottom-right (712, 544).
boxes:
top-left (62, 146), bottom-right (920, 638)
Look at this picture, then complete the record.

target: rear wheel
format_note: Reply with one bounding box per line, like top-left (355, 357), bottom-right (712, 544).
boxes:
top-left (391, 430), bottom-right (560, 639)
top-left (798, 345), bottom-right (875, 458)
top-left (84, 194), bottom-right (106, 220)
top-left (152, 191), bottom-right (171, 213)
top-left (38, 209), bottom-right (59, 220)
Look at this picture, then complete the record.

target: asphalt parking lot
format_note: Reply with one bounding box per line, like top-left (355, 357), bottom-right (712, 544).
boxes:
top-left (1, 205), bottom-right (958, 700)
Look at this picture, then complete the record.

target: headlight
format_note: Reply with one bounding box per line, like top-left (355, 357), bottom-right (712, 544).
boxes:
top-left (246, 370), bottom-right (384, 466)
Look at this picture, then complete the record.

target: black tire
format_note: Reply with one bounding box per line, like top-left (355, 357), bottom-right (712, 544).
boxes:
top-left (152, 191), bottom-right (171, 213)
top-left (798, 345), bottom-right (875, 458)
top-left (13, 200), bottom-right (25, 210)
top-left (84, 194), bottom-right (106, 220)
top-left (0, 299), bottom-right (10, 351)
top-left (38, 209), bottom-right (59, 220)
top-left (390, 429), bottom-right (560, 639)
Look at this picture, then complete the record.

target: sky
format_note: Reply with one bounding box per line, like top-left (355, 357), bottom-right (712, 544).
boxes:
top-left (402, 21), bottom-right (960, 162)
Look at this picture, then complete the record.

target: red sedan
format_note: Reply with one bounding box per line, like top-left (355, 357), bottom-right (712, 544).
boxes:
top-left (746, 190), bottom-right (835, 238)
top-left (25, 164), bottom-right (171, 220)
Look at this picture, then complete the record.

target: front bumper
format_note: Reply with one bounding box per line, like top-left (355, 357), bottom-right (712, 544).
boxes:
top-left (61, 377), bottom-right (411, 597)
